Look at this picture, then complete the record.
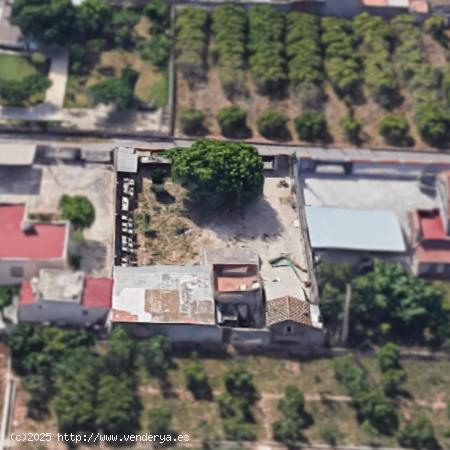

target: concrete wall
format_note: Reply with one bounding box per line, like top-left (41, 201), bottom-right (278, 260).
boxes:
top-left (19, 302), bottom-right (109, 327)
top-left (437, 177), bottom-right (450, 234)
top-left (229, 328), bottom-right (271, 346)
top-left (117, 323), bottom-right (224, 344)
top-left (270, 320), bottom-right (326, 346)
top-left (0, 258), bottom-right (68, 286)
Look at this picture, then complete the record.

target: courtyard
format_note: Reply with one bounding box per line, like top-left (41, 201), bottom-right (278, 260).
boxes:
top-left (133, 167), bottom-right (310, 286)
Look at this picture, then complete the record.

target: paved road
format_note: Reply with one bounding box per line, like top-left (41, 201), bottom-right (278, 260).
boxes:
top-left (1, 135), bottom-right (450, 164)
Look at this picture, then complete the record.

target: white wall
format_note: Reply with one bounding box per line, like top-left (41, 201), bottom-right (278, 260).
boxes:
top-left (19, 301), bottom-right (109, 327)
top-left (0, 258), bottom-right (68, 286)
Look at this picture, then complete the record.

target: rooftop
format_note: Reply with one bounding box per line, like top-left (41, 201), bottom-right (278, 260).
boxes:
top-left (112, 265), bottom-right (216, 325)
top-left (305, 206), bottom-right (406, 253)
top-left (0, 144), bottom-right (36, 166)
top-left (204, 248), bottom-right (260, 266)
top-left (115, 147), bottom-right (138, 173)
top-left (0, 204), bottom-right (68, 260)
top-left (266, 296), bottom-right (312, 327)
top-left (418, 209), bottom-right (449, 240)
top-left (20, 272), bottom-right (113, 308)
top-left (36, 270), bottom-right (84, 303)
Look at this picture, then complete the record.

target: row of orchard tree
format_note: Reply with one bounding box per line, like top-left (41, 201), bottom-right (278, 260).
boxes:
top-left (175, 5), bottom-right (450, 147)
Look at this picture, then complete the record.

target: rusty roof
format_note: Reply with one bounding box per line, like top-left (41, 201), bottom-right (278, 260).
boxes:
top-left (266, 295), bottom-right (312, 327)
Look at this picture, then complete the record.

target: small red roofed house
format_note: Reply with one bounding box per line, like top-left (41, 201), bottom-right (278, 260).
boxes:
top-left (409, 171), bottom-right (450, 277)
top-left (0, 203), bottom-right (70, 285)
top-left (19, 269), bottom-right (112, 327)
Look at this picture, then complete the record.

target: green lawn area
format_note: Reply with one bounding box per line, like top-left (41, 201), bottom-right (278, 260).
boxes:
top-left (0, 53), bottom-right (39, 81)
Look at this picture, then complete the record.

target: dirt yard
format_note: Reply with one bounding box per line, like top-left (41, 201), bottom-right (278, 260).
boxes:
top-left (134, 169), bottom-right (310, 288)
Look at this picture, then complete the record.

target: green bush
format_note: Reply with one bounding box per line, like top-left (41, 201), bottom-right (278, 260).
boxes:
top-left (379, 114), bottom-right (410, 145)
top-left (294, 111), bottom-right (327, 141)
top-left (341, 113), bottom-right (363, 143)
top-left (416, 101), bottom-right (450, 146)
top-left (257, 109), bottom-right (289, 140)
top-left (424, 16), bottom-right (447, 40)
top-left (179, 108), bottom-right (205, 135)
top-left (175, 8), bottom-right (208, 83)
top-left (334, 356), bottom-right (398, 435)
top-left (248, 6), bottom-right (286, 94)
top-left (286, 12), bottom-right (323, 107)
top-left (59, 195), bottom-right (95, 229)
top-left (148, 406), bottom-right (173, 436)
top-left (272, 386), bottom-right (311, 445)
top-left (354, 13), bottom-right (398, 109)
top-left (217, 105), bottom-right (247, 137)
top-left (184, 360), bottom-right (211, 400)
top-left (397, 417), bottom-right (439, 449)
top-left (144, 0), bottom-right (169, 31)
top-left (211, 4), bottom-right (247, 96)
top-left (137, 34), bottom-right (171, 69)
top-left (322, 17), bottom-right (361, 101)
top-left (31, 52), bottom-right (47, 71)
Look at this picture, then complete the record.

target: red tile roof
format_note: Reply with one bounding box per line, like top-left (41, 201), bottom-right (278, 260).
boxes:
top-left (410, 210), bottom-right (450, 264)
top-left (82, 278), bottom-right (113, 309)
top-left (0, 204), bottom-right (68, 260)
top-left (416, 242), bottom-right (450, 263)
top-left (20, 277), bottom-right (113, 308)
top-left (419, 210), bottom-right (447, 240)
top-left (19, 282), bottom-right (35, 305)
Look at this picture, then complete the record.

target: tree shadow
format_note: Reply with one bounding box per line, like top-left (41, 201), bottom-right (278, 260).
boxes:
top-left (184, 195), bottom-right (285, 245)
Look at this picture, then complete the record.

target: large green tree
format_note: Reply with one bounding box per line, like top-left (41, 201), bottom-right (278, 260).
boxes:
top-left (12, 0), bottom-right (76, 45)
top-left (169, 140), bottom-right (264, 208)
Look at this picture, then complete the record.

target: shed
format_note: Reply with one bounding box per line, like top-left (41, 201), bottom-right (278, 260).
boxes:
top-left (305, 206), bottom-right (406, 253)
top-left (115, 147), bottom-right (138, 173)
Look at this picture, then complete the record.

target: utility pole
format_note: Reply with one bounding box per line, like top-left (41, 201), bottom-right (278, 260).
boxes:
top-left (341, 283), bottom-right (352, 346)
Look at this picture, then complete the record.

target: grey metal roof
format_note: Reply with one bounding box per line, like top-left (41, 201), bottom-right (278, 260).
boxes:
top-left (116, 147), bottom-right (138, 173)
top-left (305, 206), bottom-right (406, 253)
top-left (112, 265), bottom-right (216, 325)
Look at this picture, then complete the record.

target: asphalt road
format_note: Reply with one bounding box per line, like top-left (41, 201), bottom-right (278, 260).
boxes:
top-left (1, 134), bottom-right (450, 164)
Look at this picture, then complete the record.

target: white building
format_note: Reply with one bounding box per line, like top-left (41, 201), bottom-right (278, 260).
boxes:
top-left (19, 269), bottom-right (112, 327)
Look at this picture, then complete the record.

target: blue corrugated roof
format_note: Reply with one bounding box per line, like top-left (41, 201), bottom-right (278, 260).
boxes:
top-left (305, 206), bottom-right (406, 253)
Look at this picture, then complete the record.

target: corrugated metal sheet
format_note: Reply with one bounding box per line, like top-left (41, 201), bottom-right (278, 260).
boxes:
top-left (305, 206), bottom-right (406, 253)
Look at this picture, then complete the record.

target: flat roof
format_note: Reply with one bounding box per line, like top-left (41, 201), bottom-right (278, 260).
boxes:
top-left (37, 269), bottom-right (84, 303)
top-left (116, 147), bottom-right (138, 173)
top-left (0, 144), bottom-right (36, 166)
top-left (0, 204), bottom-right (68, 260)
top-left (20, 275), bottom-right (113, 308)
top-left (112, 265), bottom-right (216, 325)
top-left (305, 206), bottom-right (406, 253)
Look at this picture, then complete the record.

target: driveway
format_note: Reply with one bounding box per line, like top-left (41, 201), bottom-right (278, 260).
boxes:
top-left (44, 47), bottom-right (69, 108)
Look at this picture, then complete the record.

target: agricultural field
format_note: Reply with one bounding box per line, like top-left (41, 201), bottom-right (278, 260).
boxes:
top-left (175, 5), bottom-right (450, 150)
top-left (8, 325), bottom-right (450, 449)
